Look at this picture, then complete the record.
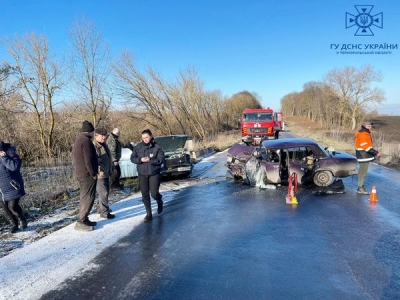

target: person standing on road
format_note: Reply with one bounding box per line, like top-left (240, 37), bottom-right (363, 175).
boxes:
top-left (72, 120), bottom-right (98, 231)
top-left (355, 121), bottom-right (382, 194)
top-left (93, 128), bottom-right (115, 219)
top-left (130, 129), bottom-right (164, 222)
top-left (0, 141), bottom-right (27, 233)
top-left (106, 128), bottom-right (123, 189)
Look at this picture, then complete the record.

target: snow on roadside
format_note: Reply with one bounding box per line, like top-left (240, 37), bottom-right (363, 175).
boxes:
top-left (0, 153), bottom-right (224, 300)
top-left (1, 194), bottom-right (147, 300)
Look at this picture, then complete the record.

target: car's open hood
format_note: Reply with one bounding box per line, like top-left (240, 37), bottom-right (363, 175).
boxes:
top-left (155, 135), bottom-right (189, 154)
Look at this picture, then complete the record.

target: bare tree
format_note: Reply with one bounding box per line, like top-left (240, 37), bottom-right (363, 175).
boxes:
top-left (280, 92), bottom-right (299, 117)
top-left (0, 63), bottom-right (19, 99)
top-left (170, 67), bottom-right (220, 139)
top-left (200, 89), bottom-right (224, 134)
top-left (324, 65), bottom-right (385, 130)
top-left (114, 52), bottom-right (225, 139)
top-left (68, 17), bottom-right (112, 127)
top-left (2, 33), bottom-right (64, 158)
top-left (113, 50), bottom-right (175, 135)
top-left (302, 82), bottom-right (321, 121)
top-left (223, 91), bottom-right (262, 129)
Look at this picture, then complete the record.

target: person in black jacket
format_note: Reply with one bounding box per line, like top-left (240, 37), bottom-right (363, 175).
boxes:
top-left (0, 141), bottom-right (27, 233)
top-left (130, 129), bottom-right (165, 222)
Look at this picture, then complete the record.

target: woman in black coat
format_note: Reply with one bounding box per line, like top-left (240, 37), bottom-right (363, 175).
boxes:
top-left (130, 129), bottom-right (165, 222)
top-left (0, 141), bottom-right (27, 233)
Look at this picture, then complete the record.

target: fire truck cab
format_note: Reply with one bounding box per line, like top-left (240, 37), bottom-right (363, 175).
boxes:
top-left (240, 108), bottom-right (283, 145)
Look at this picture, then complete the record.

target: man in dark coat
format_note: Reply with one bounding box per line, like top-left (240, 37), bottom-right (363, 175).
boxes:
top-left (72, 120), bottom-right (98, 231)
top-left (130, 129), bottom-right (165, 222)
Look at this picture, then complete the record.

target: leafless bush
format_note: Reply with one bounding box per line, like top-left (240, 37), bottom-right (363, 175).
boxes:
top-left (329, 128), bottom-right (345, 142)
top-left (21, 164), bottom-right (78, 210)
top-left (372, 130), bottom-right (392, 149)
top-left (192, 131), bottom-right (240, 152)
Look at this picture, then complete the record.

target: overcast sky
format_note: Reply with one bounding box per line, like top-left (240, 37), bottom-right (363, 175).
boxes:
top-left (1, 0), bottom-right (399, 113)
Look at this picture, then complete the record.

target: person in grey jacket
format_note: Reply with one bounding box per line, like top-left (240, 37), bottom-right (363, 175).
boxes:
top-left (0, 141), bottom-right (27, 233)
top-left (93, 128), bottom-right (115, 219)
top-left (72, 120), bottom-right (98, 231)
top-left (106, 128), bottom-right (123, 189)
top-left (130, 129), bottom-right (165, 222)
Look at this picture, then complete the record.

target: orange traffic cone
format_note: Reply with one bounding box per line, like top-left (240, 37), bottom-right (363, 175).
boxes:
top-left (368, 185), bottom-right (378, 202)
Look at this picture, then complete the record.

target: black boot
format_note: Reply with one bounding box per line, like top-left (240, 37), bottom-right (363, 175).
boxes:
top-left (157, 199), bottom-right (163, 214)
top-left (6, 215), bottom-right (19, 233)
top-left (144, 203), bottom-right (153, 222)
top-left (10, 224), bottom-right (18, 233)
top-left (144, 214), bottom-right (153, 222)
top-left (18, 212), bottom-right (28, 230)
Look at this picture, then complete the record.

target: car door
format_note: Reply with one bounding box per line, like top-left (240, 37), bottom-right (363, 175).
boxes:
top-left (287, 147), bottom-right (306, 184)
top-left (258, 147), bottom-right (281, 184)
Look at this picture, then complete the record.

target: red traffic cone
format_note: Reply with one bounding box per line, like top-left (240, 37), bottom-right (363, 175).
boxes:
top-left (368, 185), bottom-right (378, 202)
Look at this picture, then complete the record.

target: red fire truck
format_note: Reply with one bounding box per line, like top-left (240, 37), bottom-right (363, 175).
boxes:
top-left (240, 107), bottom-right (284, 145)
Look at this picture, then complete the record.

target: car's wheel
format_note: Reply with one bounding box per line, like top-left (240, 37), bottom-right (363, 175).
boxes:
top-left (313, 171), bottom-right (334, 187)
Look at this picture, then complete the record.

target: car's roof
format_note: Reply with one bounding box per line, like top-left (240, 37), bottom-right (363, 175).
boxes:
top-left (261, 138), bottom-right (319, 149)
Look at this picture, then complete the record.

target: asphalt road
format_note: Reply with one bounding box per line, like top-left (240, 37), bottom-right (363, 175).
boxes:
top-left (41, 142), bottom-right (400, 300)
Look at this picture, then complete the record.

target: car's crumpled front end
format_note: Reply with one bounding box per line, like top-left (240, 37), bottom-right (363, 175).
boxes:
top-left (226, 143), bottom-right (255, 180)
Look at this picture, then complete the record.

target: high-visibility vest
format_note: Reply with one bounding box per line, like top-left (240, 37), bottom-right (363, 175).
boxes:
top-left (355, 130), bottom-right (373, 151)
top-left (355, 130), bottom-right (375, 162)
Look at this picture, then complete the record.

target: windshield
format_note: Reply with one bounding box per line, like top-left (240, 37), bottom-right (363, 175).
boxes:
top-left (243, 113), bottom-right (272, 121)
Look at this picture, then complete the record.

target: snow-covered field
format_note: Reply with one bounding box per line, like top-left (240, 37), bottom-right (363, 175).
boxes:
top-left (0, 153), bottom-right (224, 300)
